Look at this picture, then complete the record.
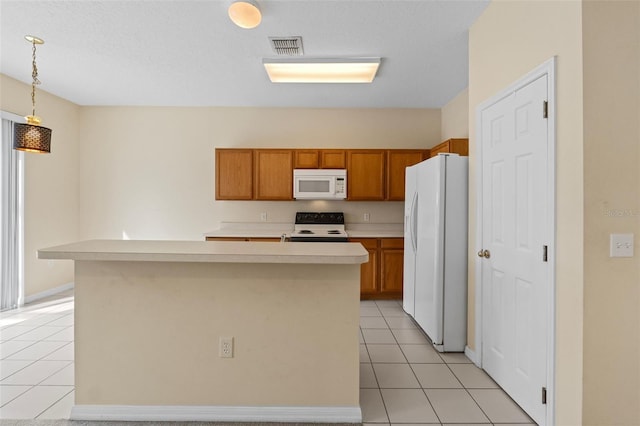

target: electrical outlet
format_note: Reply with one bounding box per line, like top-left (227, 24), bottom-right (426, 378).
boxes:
top-left (260, 212), bottom-right (267, 222)
top-left (364, 213), bottom-right (370, 222)
top-left (219, 337), bottom-right (234, 358)
top-left (610, 233), bottom-right (634, 257)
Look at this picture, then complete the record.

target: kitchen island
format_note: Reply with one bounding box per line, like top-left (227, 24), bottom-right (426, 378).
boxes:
top-left (38, 239), bottom-right (368, 423)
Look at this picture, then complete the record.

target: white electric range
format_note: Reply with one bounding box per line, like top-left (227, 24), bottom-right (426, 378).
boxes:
top-left (289, 212), bottom-right (349, 242)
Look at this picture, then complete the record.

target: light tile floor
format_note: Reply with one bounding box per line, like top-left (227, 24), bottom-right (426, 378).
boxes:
top-left (0, 292), bottom-right (75, 420)
top-left (359, 299), bottom-right (536, 425)
top-left (0, 294), bottom-right (536, 425)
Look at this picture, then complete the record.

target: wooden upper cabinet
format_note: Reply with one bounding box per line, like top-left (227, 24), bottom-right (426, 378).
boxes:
top-left (254, 149), bottom-right (293, 200)
top-left (215, 149), bottom-right (253, 200)
top-left (320, 150), bottom-right (346, 169)
top-left (386, 150), bottom-right (429, 201)
top-left (430, 138), bottom-right (469, 158)
top-left (293, 149), bottom-right (346, 169)
top-left (294, 150), bottom-right (319, 169)
top-left (347, 150), bottom-right (386, 200)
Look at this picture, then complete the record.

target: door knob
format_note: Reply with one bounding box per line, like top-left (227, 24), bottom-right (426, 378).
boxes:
top-left (477, 249), bottom-right (491, 258)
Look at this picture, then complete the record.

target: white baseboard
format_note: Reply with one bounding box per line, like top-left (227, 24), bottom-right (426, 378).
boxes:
top-left (24, 282), bottom-right (74, 304)
top-left (70, 405), bottom-right (362, 423)
top-left (465, 345), bottom-right (480, 367)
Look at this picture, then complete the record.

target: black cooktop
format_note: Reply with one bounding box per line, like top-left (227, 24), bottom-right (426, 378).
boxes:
top-left (294, 212), bottom-right (345, 226)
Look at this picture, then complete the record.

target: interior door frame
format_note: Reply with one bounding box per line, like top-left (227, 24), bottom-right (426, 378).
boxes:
top-left (472, 57), bottom-right (557, 426)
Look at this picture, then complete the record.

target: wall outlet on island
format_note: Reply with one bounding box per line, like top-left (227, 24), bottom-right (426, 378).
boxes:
top-left (260, 212), bottom-right (267, 222)
top-left (219, 337), bottom-right (234, 358)
top-left (364, 213), bottom-right (370, 222)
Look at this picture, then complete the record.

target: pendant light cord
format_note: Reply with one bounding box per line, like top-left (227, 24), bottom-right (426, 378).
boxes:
top-left (30, 40), bottom-right (40, 117)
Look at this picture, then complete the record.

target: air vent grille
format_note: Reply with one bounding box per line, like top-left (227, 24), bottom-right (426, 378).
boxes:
top-left (269, 36), bottom-right (304, 56)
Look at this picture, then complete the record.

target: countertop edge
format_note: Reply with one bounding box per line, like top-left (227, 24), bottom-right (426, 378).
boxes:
top-left (38, 240), bottom-right (369, 265)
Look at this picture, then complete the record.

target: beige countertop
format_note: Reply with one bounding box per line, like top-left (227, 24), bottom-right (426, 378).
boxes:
top-left (38, 239), bottom-right (369, 265)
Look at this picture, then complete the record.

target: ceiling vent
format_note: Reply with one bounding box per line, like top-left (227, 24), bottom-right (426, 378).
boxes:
top-left (269, 36), bottom-right (304, 56)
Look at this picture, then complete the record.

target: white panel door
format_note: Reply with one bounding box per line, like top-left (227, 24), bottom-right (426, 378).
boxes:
top-left (480, 75), bottom-right (549, 425)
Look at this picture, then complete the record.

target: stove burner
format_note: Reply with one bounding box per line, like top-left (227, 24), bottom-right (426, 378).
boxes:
top-left (298, 230), bottom-right (314, 234)
top-left (327, 230), bottom-right (341, 234)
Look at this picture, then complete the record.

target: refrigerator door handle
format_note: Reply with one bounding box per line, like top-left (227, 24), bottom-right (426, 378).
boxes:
top-left (411, 192), bottom-right (418, 252)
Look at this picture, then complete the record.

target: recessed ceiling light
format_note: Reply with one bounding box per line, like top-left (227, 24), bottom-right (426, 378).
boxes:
top-left (262, 58), bottom-right (381, 83)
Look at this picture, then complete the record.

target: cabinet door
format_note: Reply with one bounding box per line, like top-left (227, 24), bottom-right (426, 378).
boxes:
top-left (429, 141), bottom-right (451, 158)
top-left (352, 238), bottom-right (379, 297)
top-left (294, 150), bottom-right (319, 169)
top-left (215, 149), bottom-right (253, 200)
top-left (347, 150), bottom-right (386, 200)
top-left (448, 138), bottom-right (469, 156)
top-left (254, 150), bottom-right (293, 200)
top-left (430, 138), bottom-right (469, 158)
top-left (380, 238), bottom-right (404, 298)
top-left (386, 150), bottom-right (428, 201)
top-left (320, 150), bottom-right (346, 169)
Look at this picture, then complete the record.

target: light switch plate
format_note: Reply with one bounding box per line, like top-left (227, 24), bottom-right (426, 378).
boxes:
top-left (610, 233), bottom-right (634, 257)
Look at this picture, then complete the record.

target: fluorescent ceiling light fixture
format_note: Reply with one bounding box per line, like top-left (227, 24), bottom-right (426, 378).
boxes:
top-left (263, 58), bottom-right (381, 83)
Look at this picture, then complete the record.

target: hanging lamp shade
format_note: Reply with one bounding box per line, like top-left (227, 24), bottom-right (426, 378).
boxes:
top-left (14, 121), bottom-right (52, 153)
top-left (13, 35), bottom-right (52, 154)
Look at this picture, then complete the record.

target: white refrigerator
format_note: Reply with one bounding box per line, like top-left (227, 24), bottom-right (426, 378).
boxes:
top-left (403, 153), bottom-right (468, 352)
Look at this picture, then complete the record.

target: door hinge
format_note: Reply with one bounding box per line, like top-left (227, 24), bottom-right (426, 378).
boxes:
top-left (542, 386), bottom-right (547, 404)
top-left (543, 100), bottom-right (548, 118)
top-left (543, 245), bottom-right (548, 262)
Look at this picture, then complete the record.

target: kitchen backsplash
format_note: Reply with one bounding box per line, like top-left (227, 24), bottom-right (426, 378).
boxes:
top-left (212, 200), bottom-right (404, 227)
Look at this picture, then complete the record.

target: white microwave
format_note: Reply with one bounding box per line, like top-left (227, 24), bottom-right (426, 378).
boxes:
top-left (293, 169), bottom-right (347, 200)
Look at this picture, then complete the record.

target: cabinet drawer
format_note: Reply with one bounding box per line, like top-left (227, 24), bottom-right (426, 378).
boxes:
top-left (381, 238), bottom-right (404, 249)
top-left (350, 238), bottom-right (378, 249)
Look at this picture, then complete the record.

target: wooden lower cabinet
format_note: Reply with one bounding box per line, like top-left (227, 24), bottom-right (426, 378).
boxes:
top-left (380, 238), bottom-right (404, 297)
top-left (351, 237), bottom-right (404, 300)
top-left (355, 239), bottom-right (379, 297)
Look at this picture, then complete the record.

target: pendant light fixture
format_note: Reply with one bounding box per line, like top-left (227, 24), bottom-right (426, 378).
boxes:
top-left (13, 35), bottom-right (52, 154)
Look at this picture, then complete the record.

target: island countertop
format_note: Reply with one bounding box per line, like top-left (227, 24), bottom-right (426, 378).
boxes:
top-left (38, 239), bottom-right (369, 264)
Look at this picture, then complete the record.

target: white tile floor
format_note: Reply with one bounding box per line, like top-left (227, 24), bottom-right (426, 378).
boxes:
top-left (359, 299), bottom-right (535, 425)
top-left (0, 292), bottom-right (75, 419)
top-left (0, 294), bottom-right (536, 425)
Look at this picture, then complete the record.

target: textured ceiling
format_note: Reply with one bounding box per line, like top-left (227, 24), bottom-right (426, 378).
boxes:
top-left (0, 0), bottom-right (489, 108)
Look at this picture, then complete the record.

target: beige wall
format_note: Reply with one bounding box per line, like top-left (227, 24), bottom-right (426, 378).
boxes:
top-left (0, 75), bottom-right (80, 298)
top-left (469, 1), bottom-right (585, 424)
top-left (78, 107), bottom-right (440, 240)
top-left (441, 88), bottom-right (469, 140)
top-left (470, 1), bottom-right (640, 425)
top-left (1, 72), bottom-right (440, 298)
top-left (582, 1), bottom-right (640, 424)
